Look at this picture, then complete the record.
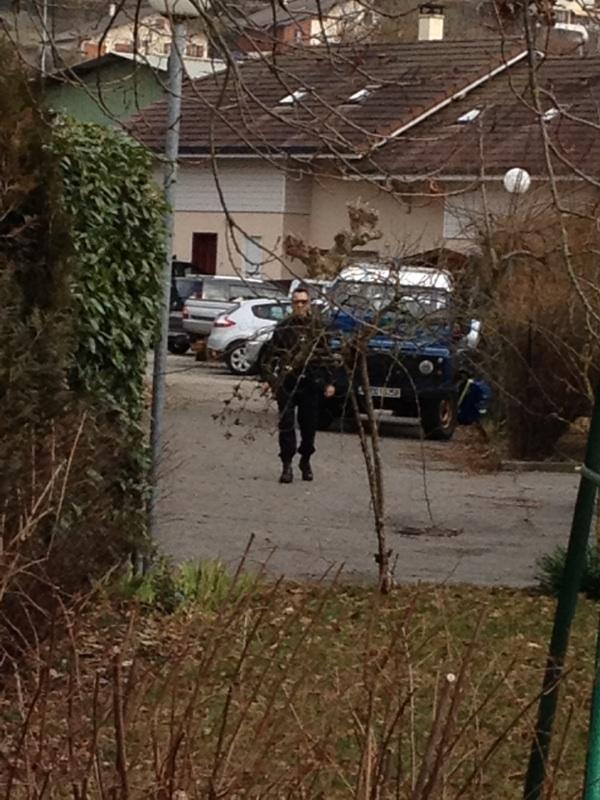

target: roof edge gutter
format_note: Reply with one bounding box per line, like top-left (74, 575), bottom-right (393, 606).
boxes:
top-left (359, 173), bottom-right (580, 183)
top-left (177, 151), bottom-right (363, 160)
top-left (371, 49), bottom-right (530, 151)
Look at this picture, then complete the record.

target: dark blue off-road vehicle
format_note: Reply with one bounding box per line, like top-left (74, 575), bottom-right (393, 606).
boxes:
top-left (319, 263), bottom-right (484, 440)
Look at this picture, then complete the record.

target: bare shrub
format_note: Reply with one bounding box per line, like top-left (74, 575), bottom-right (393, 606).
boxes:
top-left (467, 208), bottom-right (600, 458)
top-left (0, 581), bottom-right (588, 798)
top-left (0, 408), bottom-right (149, 664)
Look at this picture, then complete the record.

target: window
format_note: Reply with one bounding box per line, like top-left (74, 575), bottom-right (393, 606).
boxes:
top-left (186, 43), bottom-right (205, 57)
top-left (269, 303), bottom-right (291, 320)
top-left (258, 283), bottom-right (287, 299)
top-left (203, 281), bottom-right (231, 301)
top-left (252, 304), bottom-right (272, 319)
top-left (443, 192), bottom-right (483, 240)
top-left (542, 107), bottom-right (560, 122)
top-left (252, 302), bottom-right (291, 320)
top-left (456, 108), bottom-right (481, 124)
top-left (243, 235), bottom-right (263, 277)
top-left (278, 88), bottom-right (308, 105)
top-left (227, 280), bottom-right (260, 301)
top-left (170, 277), bottom-right (203, 310)
top-left (347, 84), bottom-right (381, 104)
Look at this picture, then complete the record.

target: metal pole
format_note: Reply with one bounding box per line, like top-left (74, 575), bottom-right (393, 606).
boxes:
top-left (40, 0), bottom-right (49, 76)
top-left (524, 385), bottom-right (600, 800)
top-left (584, 610), bottom-right (600, 800)
top-left (148, 19), bottom-right (187, 544)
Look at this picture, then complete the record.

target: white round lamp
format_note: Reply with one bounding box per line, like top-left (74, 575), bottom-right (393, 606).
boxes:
top-left (503, 167), bottom-right (531, 195)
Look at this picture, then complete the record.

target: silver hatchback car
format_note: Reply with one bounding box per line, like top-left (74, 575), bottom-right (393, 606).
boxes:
top-left (207, 298), bottom-right (291, 375)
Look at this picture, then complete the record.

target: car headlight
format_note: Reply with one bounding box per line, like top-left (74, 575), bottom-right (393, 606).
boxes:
top-left (419, 359), bottom-right (434, 375)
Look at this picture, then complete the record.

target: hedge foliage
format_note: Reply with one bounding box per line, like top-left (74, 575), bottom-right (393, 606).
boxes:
top-left (0, 43), bottom-right (166, 656)
top-left (0, 44), bottom-right (72, 505)
top-left (54, 119), bottom-right (166, 425)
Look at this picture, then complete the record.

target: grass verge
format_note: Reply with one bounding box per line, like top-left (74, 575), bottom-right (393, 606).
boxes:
top-left (0, 576), bottom-right (596, 798)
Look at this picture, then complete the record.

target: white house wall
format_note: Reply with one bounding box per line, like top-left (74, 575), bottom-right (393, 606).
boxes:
top-left (308, 0), bottom-right (372, 43)
top-left (284, 171), bottom-right (313, 215)
top-left (441, 182), bottom-right (597, 251)
top-left (169, 160), bottom-right (600, 279)
top-left (174, 160), bottom-right (286, 213)
top-left (97, 14), bottom-right (208, 58)
top-left (173, 210), bottom-right (287, 278)
top-left (169, 161), bottom-right (295, 278)
top-left (309, 176), bottom-right (445, 257)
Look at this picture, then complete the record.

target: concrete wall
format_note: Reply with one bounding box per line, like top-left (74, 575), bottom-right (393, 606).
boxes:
top-left (173, 210), bottom-right (287, 278)
top-left (174, 162), bottom-right (600, 279)
top-left (441, 181), bottom-right (600, 251)
top-left (309, 176), bottom-right (445, 258)
top-left (172, 162), bottom-right (319, 279)
top-left (171, 164), bottom-right (452, 277)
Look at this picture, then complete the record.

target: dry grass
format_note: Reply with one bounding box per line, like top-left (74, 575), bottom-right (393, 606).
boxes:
top-left (0, 578), bottom-right (596, 799)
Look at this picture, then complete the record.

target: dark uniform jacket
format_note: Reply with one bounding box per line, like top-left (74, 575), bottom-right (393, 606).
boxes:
top-left (261, 314), bottom-right (333, 391)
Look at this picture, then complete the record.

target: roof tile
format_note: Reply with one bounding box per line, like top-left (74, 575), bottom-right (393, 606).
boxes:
top-left (129, 39), bottom-right (526, 156)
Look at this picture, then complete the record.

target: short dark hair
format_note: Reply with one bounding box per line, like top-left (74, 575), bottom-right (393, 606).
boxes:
top-left (292, 286), bottom-right (310, 299)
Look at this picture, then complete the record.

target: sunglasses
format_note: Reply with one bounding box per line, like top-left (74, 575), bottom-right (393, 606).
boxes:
top-left (292, 299), bottom-right (309, 305)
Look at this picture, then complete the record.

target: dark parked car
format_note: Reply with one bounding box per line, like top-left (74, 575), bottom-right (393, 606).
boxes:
top-left (169, 274), bottom-right (204, 355)
top-left (321, 263), bottom-right (482, 440)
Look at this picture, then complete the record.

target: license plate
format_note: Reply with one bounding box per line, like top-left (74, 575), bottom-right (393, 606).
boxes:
top-left (358, 386), bottom-right (401, 398)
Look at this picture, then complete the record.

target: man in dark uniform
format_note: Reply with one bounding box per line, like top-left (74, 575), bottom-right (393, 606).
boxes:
top-left (262, 287), bottom-right (335, 484)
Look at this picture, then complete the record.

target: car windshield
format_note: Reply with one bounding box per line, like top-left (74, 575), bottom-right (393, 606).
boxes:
top-left (176, 277), bottom-right (202, 298)
top-left (204, 282), bottom-right (231, 301)
top-left (331, 280), bottom-right (449, 318)
top-left (171, 277), bottom-right (203, 309)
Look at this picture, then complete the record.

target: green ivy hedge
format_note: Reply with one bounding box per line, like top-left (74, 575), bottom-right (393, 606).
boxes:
top-left (53, 119), bottom-right (166, 425)
top-left (0, 50), bottom-right (168, 654)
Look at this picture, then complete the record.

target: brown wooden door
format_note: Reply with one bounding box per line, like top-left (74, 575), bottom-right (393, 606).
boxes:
top-left (191, 233), bottom-right (217, 275)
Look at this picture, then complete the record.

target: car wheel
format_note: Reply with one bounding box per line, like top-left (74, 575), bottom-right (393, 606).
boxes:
top-left (226, 343), bottom-right (251, 375)
top-left (168, 339), bottom-right (190, 355)
top-left (420, 395), bottom-right (457, 441)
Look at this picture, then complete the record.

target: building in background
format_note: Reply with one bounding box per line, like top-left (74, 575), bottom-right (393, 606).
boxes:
top-left (44, 50), bottom-right (224, 127)
top-left (80, 4), bottom-right (209, 59)
top-left (236, 0), bottom-right (378, 53)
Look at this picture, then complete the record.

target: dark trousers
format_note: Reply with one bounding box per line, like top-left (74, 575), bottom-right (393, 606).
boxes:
top-left (277, 380), bottom-right (320, 463)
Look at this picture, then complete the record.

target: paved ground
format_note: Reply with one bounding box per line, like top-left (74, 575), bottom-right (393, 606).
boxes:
top-left (155, 355), bottom-right (580, 587)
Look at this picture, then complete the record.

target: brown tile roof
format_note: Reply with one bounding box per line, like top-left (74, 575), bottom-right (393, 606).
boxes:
top-left (363, 55), bottom-right (600, 179)
top-left (128, 39), bottom-right (527, 156)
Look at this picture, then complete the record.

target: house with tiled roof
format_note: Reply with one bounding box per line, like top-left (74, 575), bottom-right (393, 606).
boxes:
top-left (235, 0), bottom-right (378, 53)
top-left (80, 3), bottom-right (209, 60)
top-left (129, 38), bottom-right (600, 279)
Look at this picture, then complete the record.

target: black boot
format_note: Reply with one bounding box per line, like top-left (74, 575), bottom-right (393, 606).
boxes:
top-left (299, 457), bottom-right (313, 481)
top-left (279, 462), bottom-right (293, 483)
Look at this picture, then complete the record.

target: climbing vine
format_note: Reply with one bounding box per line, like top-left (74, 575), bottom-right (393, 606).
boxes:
top-left (53, 119), bottom-right (166, 425)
